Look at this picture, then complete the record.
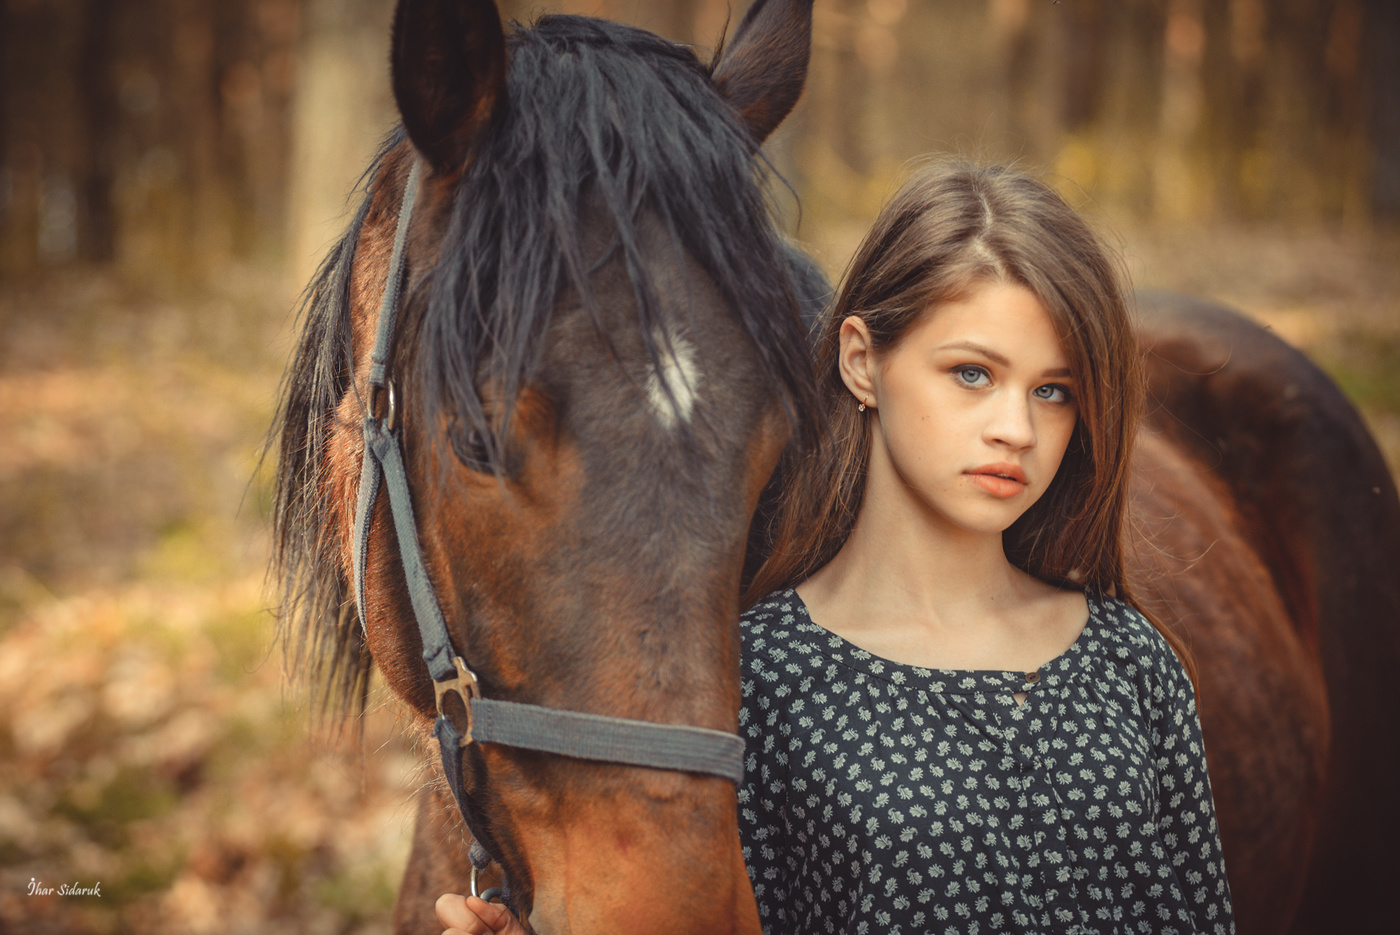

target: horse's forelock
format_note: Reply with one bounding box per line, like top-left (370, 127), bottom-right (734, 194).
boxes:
top-left (412, 14), bottom-right (817, 476)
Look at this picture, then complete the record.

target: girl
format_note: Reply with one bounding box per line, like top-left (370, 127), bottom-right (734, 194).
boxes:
top-left (738, 161), bottom-right (1232, 934)
top-left (436, 161), bottom-right (1234, 934)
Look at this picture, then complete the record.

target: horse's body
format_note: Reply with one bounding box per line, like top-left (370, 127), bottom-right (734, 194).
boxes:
top-left (270, 1), bottom-right (1400, 932)
top-left (1129, 293), bottom-right (1400, 934)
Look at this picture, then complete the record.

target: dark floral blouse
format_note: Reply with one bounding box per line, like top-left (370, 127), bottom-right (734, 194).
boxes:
top-left (738, 589), bottom-right (1234, 935)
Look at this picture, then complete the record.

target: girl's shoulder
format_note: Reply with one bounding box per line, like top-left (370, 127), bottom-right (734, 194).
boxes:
top-left (740, 589), bottom-right (810, 646)
top-left (1086, 591), bottom-right (1155, 643)
top-left (1085, 592), bottom-right (1191, 690)
top-left (741, 588), bottom-right (800, 626)
top-left (740, 589), bottom-right (827, 667)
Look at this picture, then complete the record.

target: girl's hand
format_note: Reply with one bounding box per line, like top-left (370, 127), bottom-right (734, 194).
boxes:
top-left (436, 892), bottom-right (529, 935)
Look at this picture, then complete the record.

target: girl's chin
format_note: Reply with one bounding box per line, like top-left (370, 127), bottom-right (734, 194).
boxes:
top-left (935, 501), bottom-right (1037, 538)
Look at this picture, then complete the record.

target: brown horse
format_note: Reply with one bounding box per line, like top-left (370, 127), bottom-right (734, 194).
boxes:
top-left (270, 1), bottom-right (821, 932)
top-left (1128, 292), bottom-right (1400, 935)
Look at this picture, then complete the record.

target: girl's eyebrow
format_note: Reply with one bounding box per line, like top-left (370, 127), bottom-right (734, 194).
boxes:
top-left (936, 340), bottom-right (1009, 364)
top-left (935, 341), bottom-right (1073, 378)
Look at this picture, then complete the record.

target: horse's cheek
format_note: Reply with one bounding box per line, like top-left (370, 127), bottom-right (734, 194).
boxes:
top-left (325, 402), bottom-right (364, 568)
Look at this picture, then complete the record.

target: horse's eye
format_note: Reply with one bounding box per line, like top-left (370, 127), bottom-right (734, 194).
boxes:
top-left (450, 427), bottom-right (494, 472)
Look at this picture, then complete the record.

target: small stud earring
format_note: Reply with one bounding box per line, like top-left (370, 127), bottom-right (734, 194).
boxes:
top-left (857, 398), bottom-right (867, 413)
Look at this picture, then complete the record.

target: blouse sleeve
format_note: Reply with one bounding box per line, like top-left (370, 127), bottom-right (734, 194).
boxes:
top-left (1149, 647), bottom-right (1236, 935)
top-left (737, 644), bottom-right (796, 934)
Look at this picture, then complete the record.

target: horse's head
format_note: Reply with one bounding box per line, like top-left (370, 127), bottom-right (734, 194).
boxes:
top-left (274, 1), bottom-right (818, 931)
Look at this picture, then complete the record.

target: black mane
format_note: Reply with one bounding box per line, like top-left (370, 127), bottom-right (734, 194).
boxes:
top-left (270, 128), bottom-right (395, 714)
top-left (272, 14), bottom-right (819, 713)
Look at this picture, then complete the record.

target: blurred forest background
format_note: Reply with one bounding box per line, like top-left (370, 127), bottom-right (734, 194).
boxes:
top-left (2, 1), bottom-right (1397, 932)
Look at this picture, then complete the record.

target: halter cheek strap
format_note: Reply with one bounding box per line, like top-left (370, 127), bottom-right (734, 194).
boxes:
top-left (349, 158), bottom-right (745, 843)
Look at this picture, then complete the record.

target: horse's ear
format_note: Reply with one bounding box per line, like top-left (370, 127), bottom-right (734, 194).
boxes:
top-left (391, 0), bottom-right (507, 175)
top-left (711, 0), bottom-right (815, 144)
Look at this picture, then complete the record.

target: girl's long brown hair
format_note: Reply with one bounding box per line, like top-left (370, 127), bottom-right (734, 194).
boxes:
top-left (745, 160), bottom-right (1194, 681)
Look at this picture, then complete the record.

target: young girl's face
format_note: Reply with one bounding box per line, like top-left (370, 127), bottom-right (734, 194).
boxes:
top-left (851, 280), bottom-right (1079, 537)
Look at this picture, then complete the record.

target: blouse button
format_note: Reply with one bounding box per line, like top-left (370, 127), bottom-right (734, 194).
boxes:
top-left (1024, 671), bottom-right (1041, 684)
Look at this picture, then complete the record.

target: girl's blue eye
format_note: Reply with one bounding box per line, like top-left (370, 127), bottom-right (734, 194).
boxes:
top-left (1034, 384), bottom-right (1071, 403)
top-left (955, 366), bottom-right (990, 387)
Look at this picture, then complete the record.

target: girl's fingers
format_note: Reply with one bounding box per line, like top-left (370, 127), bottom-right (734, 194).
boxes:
top-left (466, 896), bottom-right (529, 934)
top-left (435, 892), bottom-right (528, 935)
top-left (436, 892), bottom-right (486, 934)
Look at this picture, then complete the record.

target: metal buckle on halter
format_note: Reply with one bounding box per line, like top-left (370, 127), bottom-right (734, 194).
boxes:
top-left (434, 655), bottom-right (479, 747)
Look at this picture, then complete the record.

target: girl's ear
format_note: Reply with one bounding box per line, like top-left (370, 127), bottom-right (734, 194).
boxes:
top-left (838, 316), bottom-right (878, 408)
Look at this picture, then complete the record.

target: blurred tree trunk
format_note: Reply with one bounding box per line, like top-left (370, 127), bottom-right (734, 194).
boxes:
top-left (1197, 0), bottom-right (1264, 217)
top-left (1367, 0), bottom-right (1400, 220)
top-left (1264, 0), bottom-right (1335, 217)
top-left (2, 0), bottom-right (305, 281)
top-left (0, 0), bottom-right (14, 273)
top-left (1000, 0), bottom-right (1069, 166)
top-left (1093, 0), bottom-right (1166, 217)
top-left (210, 0), bottom-right (301, 259)
top-left (1061, 0), bottom-right (1107, 134)
top-left (1154, 0), bottom-right (1205, 220)
top-left (812, 0), bottom-right (870, 177)
top-left (77, 0), bottom-right (118, 261)
top-left (1321, 0), bottom-right (1368, 222)
top-left (0, 0), bottom-right (73, 275)
top-left (287, 0), bottom-right (395, 286)
top-left (172, 3), bottom-right (226, 267)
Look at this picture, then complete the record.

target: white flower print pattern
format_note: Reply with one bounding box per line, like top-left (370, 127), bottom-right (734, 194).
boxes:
top-left (738, 590), bottom-right (1234, 935)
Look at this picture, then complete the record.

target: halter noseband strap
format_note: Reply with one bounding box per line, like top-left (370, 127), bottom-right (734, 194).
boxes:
top-left (350, 161), bottom-right (745, 837)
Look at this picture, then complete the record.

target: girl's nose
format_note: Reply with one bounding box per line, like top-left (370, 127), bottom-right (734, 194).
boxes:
top-left (985, 391), bottom-right (1036, 450)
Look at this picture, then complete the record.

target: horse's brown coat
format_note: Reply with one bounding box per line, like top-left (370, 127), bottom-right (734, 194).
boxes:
top-left (1135, 293), bottom-right (1400, 934)
top-left (1128, 429), bottom-right (1328, 932)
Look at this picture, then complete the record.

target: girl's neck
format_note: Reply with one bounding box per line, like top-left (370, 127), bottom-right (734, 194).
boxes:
top-left (803, 491), bottom-right (1022, 629)
top-left (794, 478), bottom-right (1086, 673)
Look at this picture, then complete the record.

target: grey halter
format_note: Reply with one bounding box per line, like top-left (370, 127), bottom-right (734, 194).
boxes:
top-left (349, 159), bottom-right (745, 894)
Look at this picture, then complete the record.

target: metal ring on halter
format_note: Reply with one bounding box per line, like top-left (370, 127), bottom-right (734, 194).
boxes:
top-left (469, 866), bottom-right (504, 904)
top-left (367, 381), bottom-right (398, 429)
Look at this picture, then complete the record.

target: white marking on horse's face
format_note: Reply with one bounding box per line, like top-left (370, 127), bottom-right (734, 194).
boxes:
top-left (645, 332), bottom-right (700, 428)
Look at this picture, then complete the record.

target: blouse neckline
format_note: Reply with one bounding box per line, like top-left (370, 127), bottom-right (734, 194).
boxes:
top-left (770, 587), bottom-right (1100, 694)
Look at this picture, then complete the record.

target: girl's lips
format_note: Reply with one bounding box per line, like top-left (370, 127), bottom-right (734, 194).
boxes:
top-left (968, 472), bottom-right (1027, 498)
top-left (967, 463), bottom-right (1028, 498)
